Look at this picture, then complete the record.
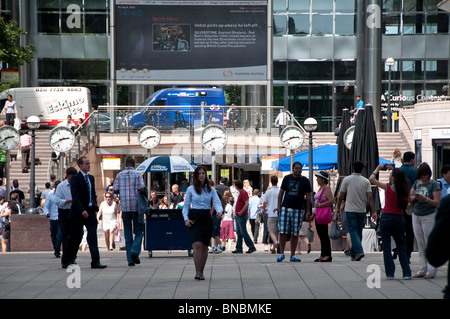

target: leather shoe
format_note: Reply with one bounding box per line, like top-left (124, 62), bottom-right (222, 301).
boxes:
top-left (131, 252), bottom-right (140, 264)
top-left (91, 263), bottom-right (107, 269)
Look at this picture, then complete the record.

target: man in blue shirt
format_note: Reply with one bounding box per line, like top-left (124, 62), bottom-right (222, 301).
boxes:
top-left (438, 165), bottom-right (450, 202)
top-left (44, 180), bottom-right (62, 258)
top-left (400, 151), bottom-right (418, 263)
top-left (352, 95), bottom-right (364, 125)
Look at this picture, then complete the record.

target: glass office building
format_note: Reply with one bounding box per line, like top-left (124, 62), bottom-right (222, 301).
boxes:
top-left (1, 0), bottom-right (449, 132)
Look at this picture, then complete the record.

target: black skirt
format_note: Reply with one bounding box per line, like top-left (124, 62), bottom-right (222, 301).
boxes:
top-left (188, 209), bottom-right (213, 246)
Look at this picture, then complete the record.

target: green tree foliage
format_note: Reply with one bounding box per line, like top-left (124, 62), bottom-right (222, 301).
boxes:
top-left (0, 16), bottom-right (36, 67)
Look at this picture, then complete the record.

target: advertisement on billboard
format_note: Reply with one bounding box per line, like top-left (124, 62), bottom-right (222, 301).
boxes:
top-left (114, 0), bottom-right (268, 82)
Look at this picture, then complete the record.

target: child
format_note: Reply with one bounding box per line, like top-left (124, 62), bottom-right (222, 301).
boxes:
top-left (220, 190), bottom-right (235, 250)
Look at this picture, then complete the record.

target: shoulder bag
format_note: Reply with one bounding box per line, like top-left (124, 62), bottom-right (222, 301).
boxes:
top-left (315, 186), bottom-right (333, 224)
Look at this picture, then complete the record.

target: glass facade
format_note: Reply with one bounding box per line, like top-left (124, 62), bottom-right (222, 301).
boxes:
top-left (1, 0), bottom-right (449, 127)
top-left (273, 0), bottom-right (450, 131)
top-left (33, 1), bottom-right (109, 107)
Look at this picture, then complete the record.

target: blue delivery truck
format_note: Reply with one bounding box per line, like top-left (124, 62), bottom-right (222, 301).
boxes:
top-left (125, 88), bottom-right (227, 129)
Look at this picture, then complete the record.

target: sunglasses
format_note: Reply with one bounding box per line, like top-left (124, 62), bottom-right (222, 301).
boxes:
top-left (105, 196), bottom-right (111, 199)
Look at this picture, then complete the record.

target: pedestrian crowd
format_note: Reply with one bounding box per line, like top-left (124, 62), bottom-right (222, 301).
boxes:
top-left (0, 151), bottom-right (449, 298)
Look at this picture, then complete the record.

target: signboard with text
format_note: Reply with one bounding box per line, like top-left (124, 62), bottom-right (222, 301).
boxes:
top-left (114, 0), bottom-right (268, 83)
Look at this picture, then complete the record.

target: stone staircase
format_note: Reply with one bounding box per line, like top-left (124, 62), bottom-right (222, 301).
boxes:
top-left (8, 130), bottom-right (54, 208)
top-left (311, 131), bottom-right (412, 184)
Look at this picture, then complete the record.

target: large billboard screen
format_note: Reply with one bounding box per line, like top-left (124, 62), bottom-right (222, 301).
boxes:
top-left (114, 0), bottom-right (268, 83)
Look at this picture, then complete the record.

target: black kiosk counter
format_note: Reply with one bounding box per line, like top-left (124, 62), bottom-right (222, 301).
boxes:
top-left (145, 209), bottom-right (193, 257)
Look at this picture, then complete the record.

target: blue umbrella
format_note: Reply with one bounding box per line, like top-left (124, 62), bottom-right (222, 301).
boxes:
top-left (272, 144), bottom-right (394, 172)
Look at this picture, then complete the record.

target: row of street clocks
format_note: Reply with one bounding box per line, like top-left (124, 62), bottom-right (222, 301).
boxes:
top-left (137, 124), bottom-right (228, 152)
top-left (0, 123), bottom-right (230, 157)
top-left (0, 125), bottom-right (77, 153)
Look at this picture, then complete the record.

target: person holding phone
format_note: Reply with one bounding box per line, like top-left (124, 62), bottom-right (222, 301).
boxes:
top-left (409, 163), bottom-right (441, 279)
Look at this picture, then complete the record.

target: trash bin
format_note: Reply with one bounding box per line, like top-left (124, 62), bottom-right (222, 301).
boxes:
top-left (145, 209), bottom-right (193, 257)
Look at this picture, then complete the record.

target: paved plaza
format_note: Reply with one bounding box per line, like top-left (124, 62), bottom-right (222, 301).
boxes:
top-left (0, 243), bottom-right (447, 301)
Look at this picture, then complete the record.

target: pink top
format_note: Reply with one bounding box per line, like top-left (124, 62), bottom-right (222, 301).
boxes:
top-left (314, 186), bottom-right (330, 204)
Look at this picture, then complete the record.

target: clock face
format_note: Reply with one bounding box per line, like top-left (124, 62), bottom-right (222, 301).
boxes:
top-left (49, 126), bottom-right (75, 152)
top-left (0, 125), bottom-right (20, 150)
top-left (343, 126), bottom-right (355, 150)
top-left (201, 124), bottom-right (227, 152)
top-left (280, 126), bottom-right (304, 150)
top-left (138, 126), bottom-right (161, 149)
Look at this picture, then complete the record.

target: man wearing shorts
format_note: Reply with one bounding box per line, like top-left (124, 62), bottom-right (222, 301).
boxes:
top-left (275, 162), bottom-right (312, 262)
top-left (263, 175), bottom-right (281, 253)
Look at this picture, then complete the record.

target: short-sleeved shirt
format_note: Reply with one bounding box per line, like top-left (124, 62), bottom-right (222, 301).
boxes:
top-left (235, 189), bottom-right (249, 215)
top-left (263, 186), bottom-right (280, 218)
top-left (400, 164), bottom-right (418, 188)
top-left (412, 180), bottom-right (441, 216)
top-left (113, 167), bottom-right (145, 212)
top-left (340, 173), bottom-right (371, 213)
top-left (280, 174), bottom-right (311, 210)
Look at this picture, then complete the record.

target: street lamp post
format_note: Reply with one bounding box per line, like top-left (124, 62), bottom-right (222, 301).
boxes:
top-left (25, 116), bottom-right (41, 214)
top-left (386, 57), bottom-right (395, 132)
top-left (304, 117), bottom-right (317, 194)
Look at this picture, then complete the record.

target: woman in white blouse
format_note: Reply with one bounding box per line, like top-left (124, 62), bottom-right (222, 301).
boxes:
top-left (182, 166), bottom-right (223, 280)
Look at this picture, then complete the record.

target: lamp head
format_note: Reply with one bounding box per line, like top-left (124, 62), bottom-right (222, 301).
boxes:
top-left (304, 117), bottom-right (317, 132)
top-left (27, 116), bottom-right (41, 130)
top-left (386, 57), bottom-right (395, 67)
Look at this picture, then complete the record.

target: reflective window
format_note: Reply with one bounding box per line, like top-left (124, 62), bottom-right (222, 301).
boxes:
top-left (403, 14), bottom-right (424, 34)
top-left (312, 14), bottom-right (333, 35)
top-left (403, 0), bottom-right (424, 12)
top-left (62, 59), bottom-right (108, 80)
top-left (426, 60), bottom-right (448, 79)
top-left (288, 61), bottom-right (333, 80)
top-left (426, 13), bottom-right (449, 34)
top-left (273, 61), bottom-right (287, 80)
top-left (39, 58), bottom-right (108, 80)
top-left (274, 15), bottom-right (287, 36)
top-left (335, 14), bottom-right (355, 35)
top-left (274, 0), bottom-right (287, 13)
top-left (288, 15), bottom-right (309, 35)
top-left (383, 0), bottom-right (402, 12)
top-left (38, 59), bottom-right (60, 79)
top-left (288, 0), bottom-right (310, 13)
top-left (335, 0), bottom-right (355, 13)
top-left (426, 0), bottom-right (440, 11)
top-left (335, 61), bottom-right (356, 80)
top-left (38, 12), bottom-right (60, 33)
top-left (312, 0), bottom-right (333, 13)
top-left (383, 15), bottom-right (401, 34)
top-left (402, 61), bottom-right (424, 80)
top-left (37, 0), bottom-right (108, 34)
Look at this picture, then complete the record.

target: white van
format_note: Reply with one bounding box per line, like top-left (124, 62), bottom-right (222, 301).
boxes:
top-left (0, 87), bottom-right (92, 128)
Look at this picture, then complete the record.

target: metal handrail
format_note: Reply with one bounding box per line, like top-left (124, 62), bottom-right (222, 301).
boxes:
top-left (398, 109), bottom-right (413, 134)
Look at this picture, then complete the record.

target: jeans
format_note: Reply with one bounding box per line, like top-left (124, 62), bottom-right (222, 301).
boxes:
top-left (49, 219), bottom-right (63, 256)
top-left (234, 214), bottom-right (255, 252)
top-left (379, 213), bottom-right (411, 278)
top-left (122, 211), bottom-right (144, 263)
top-left (346, 212), bottom-right (366, 257)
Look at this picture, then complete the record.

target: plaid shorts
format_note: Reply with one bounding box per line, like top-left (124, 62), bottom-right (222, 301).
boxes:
top-left (278, 207), bottom-right (304, 236)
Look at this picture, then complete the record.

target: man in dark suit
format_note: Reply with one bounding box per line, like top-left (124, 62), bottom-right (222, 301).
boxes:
top-left (62, 156), bottom-right (106, 269)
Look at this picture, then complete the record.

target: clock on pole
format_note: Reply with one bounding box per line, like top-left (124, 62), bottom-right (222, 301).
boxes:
top-left (201, 124), bottom-right (228, 152)
top-left (49, 126), bottom-right (75, 152)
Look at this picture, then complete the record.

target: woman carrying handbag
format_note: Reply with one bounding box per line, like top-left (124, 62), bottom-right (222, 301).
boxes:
top-left (313, 171), bottom-right (334, 262)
